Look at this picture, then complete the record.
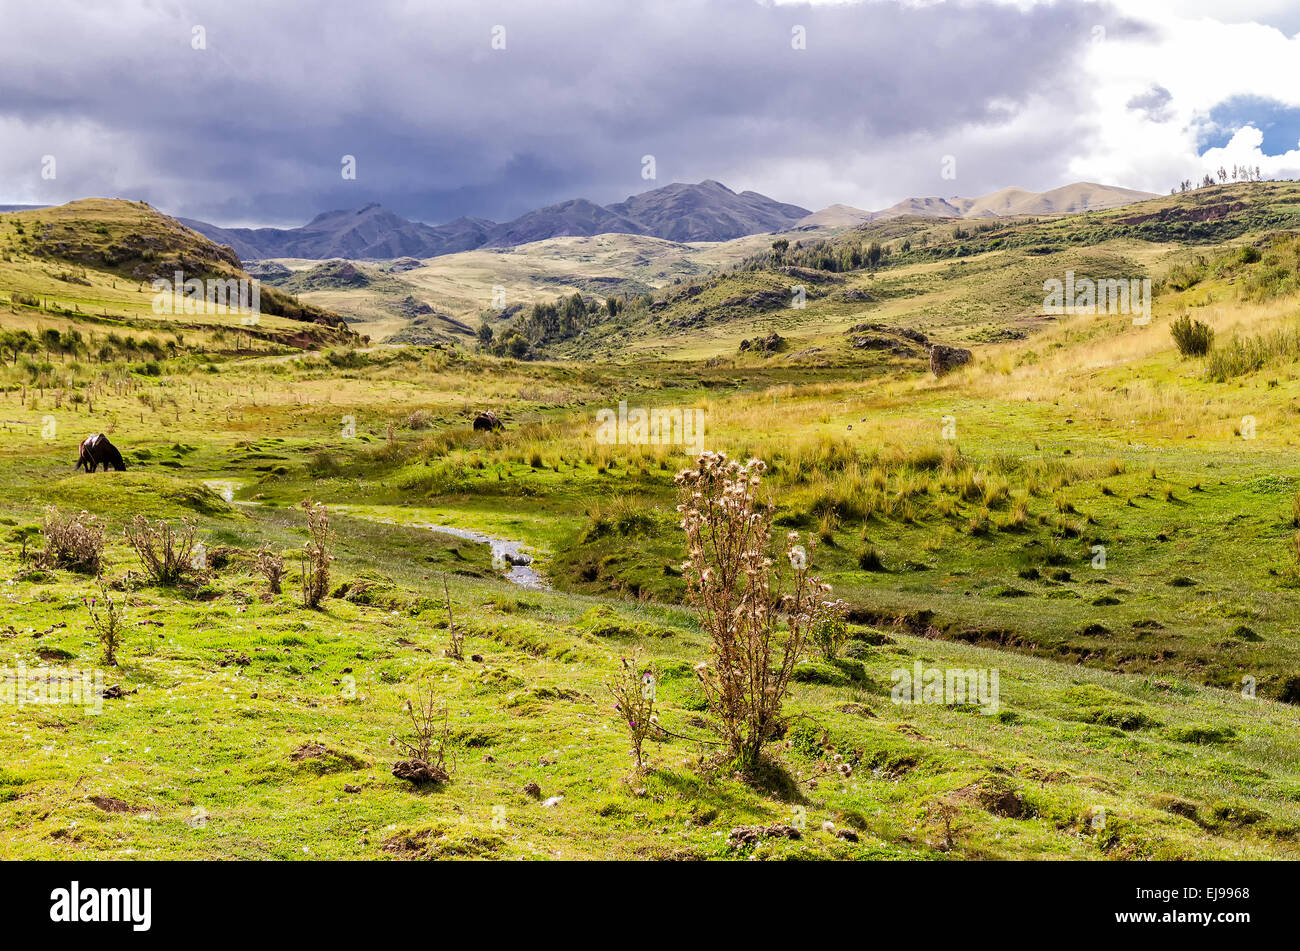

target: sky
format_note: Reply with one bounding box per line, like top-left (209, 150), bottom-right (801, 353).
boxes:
top-left (1, 0), bottom-right (1299, 227)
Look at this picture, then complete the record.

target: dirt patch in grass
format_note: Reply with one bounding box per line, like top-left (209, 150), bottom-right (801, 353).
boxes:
top-left (952, 776), bottom-right (1033, 819)
top-left (383, 826), bottom-right (503, 859)
top-left (87, 795), bottom-right (144, 814)
top-left (289, 743), bottom-right (369, 774)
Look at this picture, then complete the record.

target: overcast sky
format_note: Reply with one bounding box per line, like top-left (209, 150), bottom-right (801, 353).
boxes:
top-left (2, 0), bottom-right (1299, 227)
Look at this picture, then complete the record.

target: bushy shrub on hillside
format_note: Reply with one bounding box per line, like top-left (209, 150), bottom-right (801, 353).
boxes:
top-left (1242, 235), bottom-right (1300, 301)
top-left (1206, 325), bottom-right (1300, 381)
top-left (1170, 314), bottom-right (1213, 357)
top-left (1163, 261), bottom-right (1206, 292)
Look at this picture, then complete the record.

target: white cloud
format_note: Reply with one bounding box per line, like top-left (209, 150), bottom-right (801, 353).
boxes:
top-left (1065, 7), bottom-right (1300, 190)
top-left (1200, 125), bottom-right (1300, 179)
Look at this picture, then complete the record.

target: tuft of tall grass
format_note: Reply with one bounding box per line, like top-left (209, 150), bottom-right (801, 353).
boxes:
top-left (1205, 324), bottom-right (1300, 381)
top-left (816, 508), bottom-right (838, 545)
top-left (1002, 495), bottom-right (1029, 531)
top-left (857, 546), bottom-right (886, 571)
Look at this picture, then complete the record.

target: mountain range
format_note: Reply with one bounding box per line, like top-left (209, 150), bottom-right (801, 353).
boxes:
top-left (179, 180), bottom-right (810, 261)
top-left (178, 179), bottom-right (1157, 263)
top-left (791, 182), bottom-right (1158, 229)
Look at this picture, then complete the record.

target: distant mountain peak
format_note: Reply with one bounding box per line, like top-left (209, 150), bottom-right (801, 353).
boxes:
top-left (607, 180), bottom-right (809, 242)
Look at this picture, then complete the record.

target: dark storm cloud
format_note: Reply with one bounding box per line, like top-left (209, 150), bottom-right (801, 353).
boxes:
top-left (0, 0), bottom-right (1141, 225)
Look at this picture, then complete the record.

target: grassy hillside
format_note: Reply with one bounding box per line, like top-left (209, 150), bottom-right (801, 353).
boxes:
top-left (5, 182), bottom-right (1300, 860)
top-left (0, 199), bottom-right (358, 358)
top-left (267, 231), bottom-right (774, 344)
top-left (529, 180), bottom-right (1300, 362)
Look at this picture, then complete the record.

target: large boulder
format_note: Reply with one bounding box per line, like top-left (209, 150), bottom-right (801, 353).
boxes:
top-left (929, 344), bottom-right (973, 377)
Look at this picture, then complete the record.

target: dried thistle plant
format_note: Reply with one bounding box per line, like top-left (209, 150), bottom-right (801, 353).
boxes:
top-left (84, 579), bottom-right (127, 665)
top-left (389, 678), bottom-right (453, 785)
top-left (440, 573), bottom-right (465, 659)
top-left (299, 500), bottom-right (334, 609)
top-left (926, 799), bottom-right (959, 853)
top-left (676, 451), bottom-right (831, 773)
top-left (37, 507), bottom-right (105, 574)
top-left (255, 548), bottom-right (285, 594)
top-left (607, 652), bottom-right (658, 771)
top-left (123, 515), bottom-right (197, 584)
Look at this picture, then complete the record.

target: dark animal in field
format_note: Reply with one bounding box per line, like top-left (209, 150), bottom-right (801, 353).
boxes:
top-left (75, 433), bottom-right (127, 472)
top-left (473, 411), bottom-right (504, 432)
top-left (929, 344), bottom-right (973, 377)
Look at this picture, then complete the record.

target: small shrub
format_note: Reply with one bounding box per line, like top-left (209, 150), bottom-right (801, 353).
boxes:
top-left (1170, 314), bottom-right (1213, 357)
top-left (441, 573), bottom-right (463, 660)
top-left (124, 515), bottom-right (198, 584)
top-left (37, 507), bottom-right (105, 574)
top-left (390, 678), bottom-right (453, 785)
top-left (811, 598), bottom-right (849, 661)
top-left (404, 409), bottom-right (434, 430)
top-left (84, 580), bottom-right (127, 665)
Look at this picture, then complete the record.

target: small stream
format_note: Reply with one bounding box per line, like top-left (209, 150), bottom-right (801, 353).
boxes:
top-left (202, 480), bottom-right (547, 588)
top-left (407, 522), bottom-right (548, 589)
top-left (203, 479), bottom-right (241, 504)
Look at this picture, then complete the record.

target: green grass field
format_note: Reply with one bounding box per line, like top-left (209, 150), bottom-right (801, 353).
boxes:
top-left (5, 185), bottom-right (1300, 860)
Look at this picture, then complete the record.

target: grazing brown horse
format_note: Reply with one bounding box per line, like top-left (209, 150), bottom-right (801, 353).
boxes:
top-left (75, 433), bottom-right (127, 472)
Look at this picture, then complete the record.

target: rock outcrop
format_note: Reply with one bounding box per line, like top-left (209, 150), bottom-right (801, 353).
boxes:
top-left (929, 344), bottom-right (973, 376)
